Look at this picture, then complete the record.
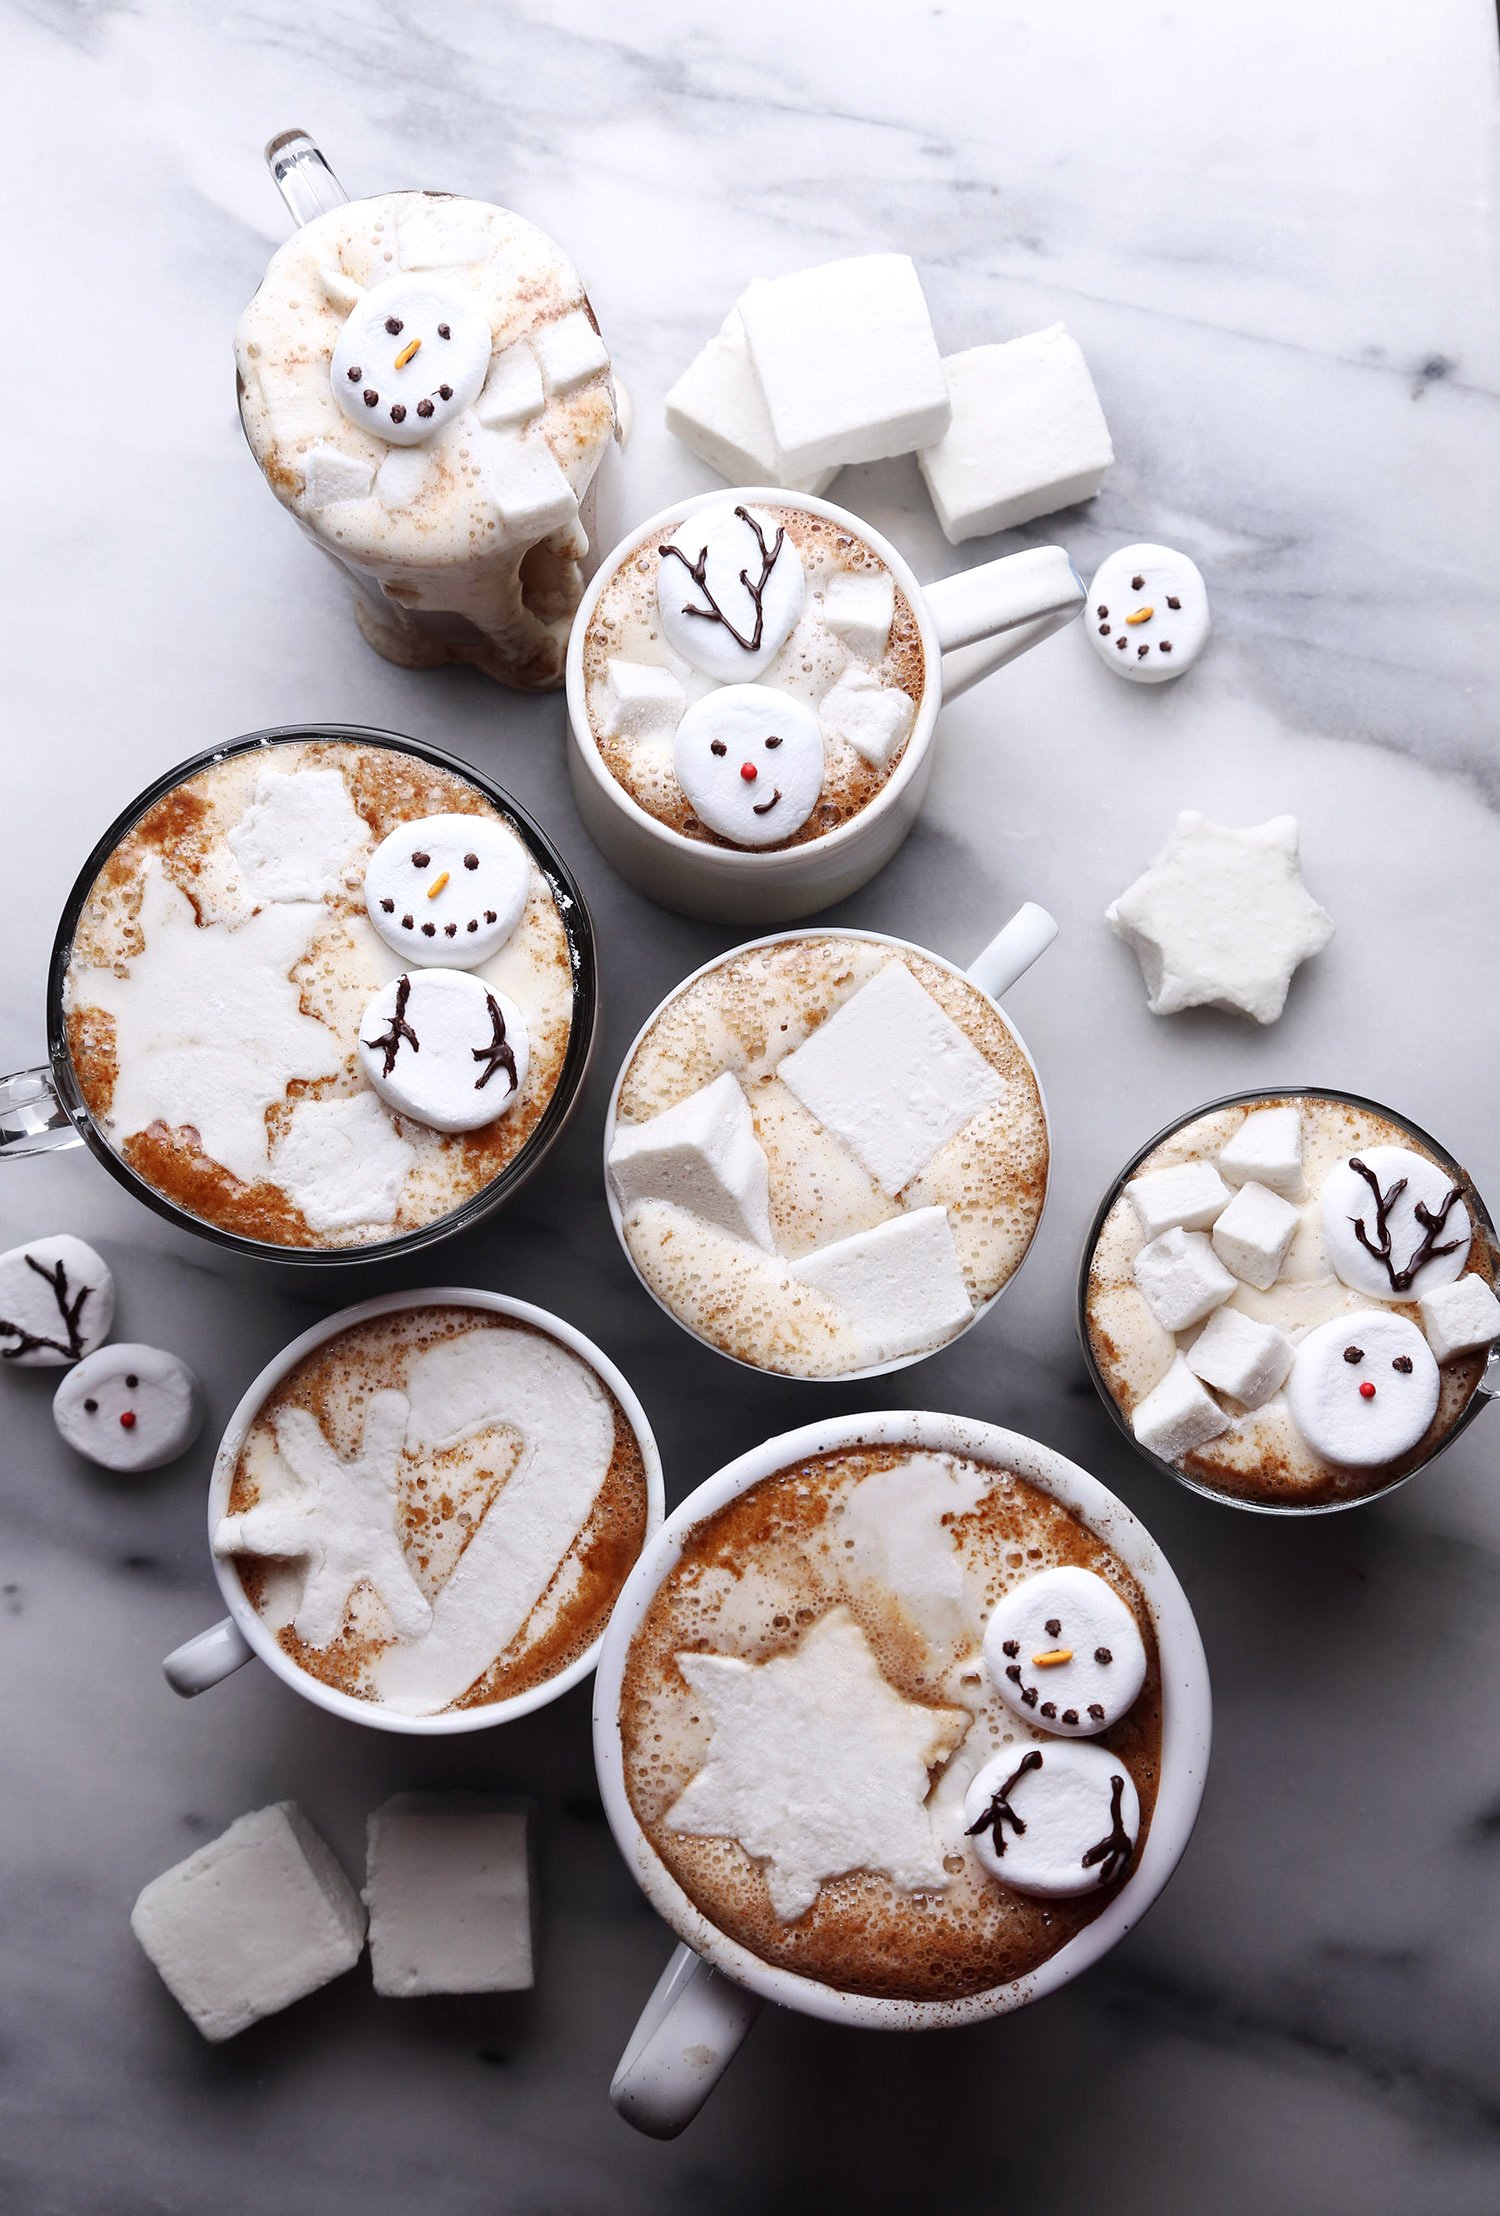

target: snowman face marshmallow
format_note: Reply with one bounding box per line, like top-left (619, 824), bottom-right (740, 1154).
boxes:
top-left (982, 1565), bottom-right (1148, 1736)
top-left (330, 276), bottom-right (492, 447)
top-left (53, 1344), bottom-right (205, 1472)
top-left (672, 684), bottom-right (825, 848)
top-left (1285, 1310), bottom-right (1440, 1468)
top-left (1086, 543), bottom-right (1209, 683)
top-left (364, 814), bottom-right (530, 967)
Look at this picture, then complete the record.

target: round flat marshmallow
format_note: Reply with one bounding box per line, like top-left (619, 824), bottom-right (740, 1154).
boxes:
top-left (0, 1234), bottom-right (114, 1367)
top-left (1285, 1310), bottom-right (1439, 1468)
top-left (364, 813), bottom-right (529, 967)
top-left (963, 1741), bottom-right (1141, 1898)
top-left (656, 502), bottom-right (806, 682)
top-left (983, 1565), bottom-right (1147, 1736)
top-left (673, 684), bottom-right (824, 847)
top-left (53, 1344), bottom-right (204, 1471)
top-left (1320, 1146), bottom-right (1471, 1301)
top-left (1087, 543), bottom-right (1209, 683)
top-left (358, 969), bottom-right (529, 1134)
top-left (331, 275), bottom-right (491, 446)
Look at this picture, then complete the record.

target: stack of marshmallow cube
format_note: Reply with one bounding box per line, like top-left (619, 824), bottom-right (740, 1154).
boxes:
top-left (666, 253), bottom-right (1113, 543)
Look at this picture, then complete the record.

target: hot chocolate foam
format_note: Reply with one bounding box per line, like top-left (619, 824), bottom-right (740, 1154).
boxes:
top-left (619, 1445), bottom-right (1161, 2004)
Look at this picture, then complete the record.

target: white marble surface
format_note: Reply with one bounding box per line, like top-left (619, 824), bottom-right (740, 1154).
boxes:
top-left (5, 1), bottom-right (1500, 2207)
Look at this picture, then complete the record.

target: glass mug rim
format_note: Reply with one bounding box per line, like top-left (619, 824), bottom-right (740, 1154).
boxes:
top-left (564, 483), bottom-right (945, 873)
top-left (1074, 1083), bottom-right (1500, 1517)
top-left (590, 1407), bottom-right (1213, 2031)
top-left (44, 722), bottom-right (598, 1267)
top-left (601, 924), bottom-right (1052, 1383)
top-left (199, 1285), bottom-right (666, 1735)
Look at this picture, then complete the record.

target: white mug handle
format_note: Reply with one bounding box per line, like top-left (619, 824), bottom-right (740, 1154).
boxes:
top-left (163, 1617), bottom-right (255, 1698)
top-left (926, 545), bottom-right (1085, 701)
top-left (610, 1942), bottom-right (763, 2139)
top-left (967, 902), bottom-right (1058, 1001)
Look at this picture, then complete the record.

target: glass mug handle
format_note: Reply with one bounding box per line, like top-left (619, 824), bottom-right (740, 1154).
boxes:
top-left (264, 128), bottom-right (349, 228)
top-left (0, 1066), bottom-right (81, 1160)
top-left (610, 1942), bottom-right (763, 2139)
top-left (926, 545), bottom-right (1085, 701)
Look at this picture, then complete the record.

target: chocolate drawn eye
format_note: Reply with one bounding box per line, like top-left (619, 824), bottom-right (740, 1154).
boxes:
top-left (1343, 1345), bottom-right (1364, 1364)
top-left (347, 366), bottom-right (362, 382)
top-left (437, 323), bottom-right (451, 340)
top-left (411, 851), bottom-right (430, 868)
top-left (1044, 1618), bottom-right (1061, 1637)
top-left (83, 1398), bottom-right (98, 1414)
top-left (125, 1374), bottom-right (139, 1389)
top-left (385, 316), bottom-right (404, 335)
top-left (764, 734), bottom-right (783, 750)
top-left (464, 853), bottom-right (479, 870)
top-left (710, 740), bottom-right (727, 757)
top-left (1393, 1354), bottom-right (1414, 1373)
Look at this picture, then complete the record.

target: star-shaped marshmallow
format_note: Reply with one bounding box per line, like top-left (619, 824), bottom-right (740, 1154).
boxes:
top-left (665, 1607), bottom-right (968, 1923)
top-left (214, 1390), bottom-right (431, 1649)
top-left (1106, 812), bottom-right (1334, 1025)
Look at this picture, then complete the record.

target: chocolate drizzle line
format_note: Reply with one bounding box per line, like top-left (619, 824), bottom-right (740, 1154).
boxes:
top-left (964, 1749), bottom-right (1043, 1856)
top-left (0, 1253), bottom-right (91, 1363)
top-left (659, 505), bottom-right (786, 652)
top-left (1081, 1774), bottom-right (1133, 1885)
top-left (368, 974), bottom-right (419, 1076)
top-left (1347, 1155), bottom-right (1465, 1292)
top-left (473, 993), bottom-right (518, 1094)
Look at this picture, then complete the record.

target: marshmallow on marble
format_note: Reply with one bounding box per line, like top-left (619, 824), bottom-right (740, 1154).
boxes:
top-left (330, 276), bottom-right (491, 447)
top-left (1321, 1147), bottom-right (1472, 1303)
top-left (982, 1565), bottom-right (1147, 1737)
top-left (1124, 1160), bottom-right (1232, 1242)
top-left (964, 1741), bottom-right (1140, 1898)
top-left (1217, 1105), bottom-right (1304, 1199)
top-left (0, 1234), bottom-right (114, 1368)
top-left (739, 254), bottom-right (950, 480)
top-left (1185, 1305), bottom-right (1294, 1409)
top-left (299, 444), bottom-right (376, 509)
top-left (818, 666), bottom-right (915, 771)
top-left (821, 568), bottom-right (896, 661)
top-left (663, 292), bottom-right (838, 494)
top-left (54, 1344), bottom-right (204, 1472)
top-left (777, 961), bottom-right (1004, 1196)
top-left (364, 813), bottom-right (529, 969)
top-left (673, 684), bottom-right (825, 846)
top-left (658, 502), bottom-right (806, 683)
top-left (1086, 544), bottom-right (1209, 683)
top-left (479, 431), bottom-right (579, 537)
top-left (1418, 1274), bottom-right (1500, 1363)
top-left (358, 971), bottom-right (528, 1134)
top-left (789, 1206), bottom-right (973, 1365)
top-left (534, 308), bottom-right (610, 395)
top-left (473, 343), bottom-right (545, 429)
top-left (364, 1795), bottom-right (535, 1997)
top-left (601, 658), bottom-right (686, 744)
top-left (1210, 1180), bottom-right (1300, 1291)
top-left (131, 1802), bottom-right (366, 2042)
top-left (1130, 1352), bottom-right (1232, 1462)
top-left (916, 326), bottom-right (1113, 544)
top-left (1286, 1310), bottom-right (1439, 1468)
top-left (1132, 1228), bottom-right (1236, 1334)
top-left (610, 1071), bottom-right (774, 1251)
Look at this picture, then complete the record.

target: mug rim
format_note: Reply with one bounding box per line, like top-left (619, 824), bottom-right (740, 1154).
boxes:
top-left (45, 722), bottom-right (598, 1266)
top-left (1075, 1084), bottom-right (1500, 1517)
top-left (205, 1286), bottom-right (666, 1735)
top-left (564, 484), bottom-right (943, 875)
top-left (591, 1407), bottom-right (1213, 2030)
top-left (601, 924), bottom-right (1051, 1382)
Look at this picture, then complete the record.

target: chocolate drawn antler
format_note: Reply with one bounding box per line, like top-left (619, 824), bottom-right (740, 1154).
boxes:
top-left (659, 505), bottom-right (786, 653)
top-left (0, 1254), bottom-right (91, 1363)
top-left (964, 1749), bottom-right (1042, 1857)
top-left (473, 993), bottom-right (518, 1094)
top-left (1081, 1773), bottom-right (1134, 1886)
top-left (368, 975), bottom-right (419, 1077)
top-left (1347, 1155), bottom-right (1464, 1293)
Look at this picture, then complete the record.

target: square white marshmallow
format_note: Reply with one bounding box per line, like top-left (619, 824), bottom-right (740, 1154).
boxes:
top-left (1217, 1105), bottom-right (1304, 1199)
top-left (1186, 1305), bottom-right (1294, 1409)
top-left (739, 254), bottom-right (951, 480)
top-left (375, 447), bottom-right (430, 512)
top-left (130, 1802), bottom-right (365, 2043)
top-left (535, 308), bottom-right (610, 395)
top-left (1133, 1227), bottom-right (1237, 1334)
top-left (1125, 1160), bottom-right (1232, 1242)
top-left (1210, 1181), bottom-right (1299, 1291)
top-left (252, 358), bottom-right (339, 450)
top-left (1131, 1353), bottom-right (1231, 1462)
top-left (474, 343), bottom-right (545, 429)
top-left (818, 666), bottom-right (915, 770)
top-left (790, 1205), bottom-right (972, 1365)
top-left (664, 292), bottom-right (838, 494)
top-left (916, 326), bottom-right (1113, 544)
top-left (1418, 1274), bottom-right (1500, 1363)
top-left (601, 657), bottom-right (685, 743)
top-left (300, 444), bottom-right (375, 510)
top-left (364, 1794), bottom-right (535, 1997)
top-left (777, 961), bottom-right (1003, 1196)
top-left (478, 432), bottom-right (578, 537)
top-left (397, 205), bottom-right (492, 270)
top-left (821, 569), bottom-right (895, 661)
top-left (610, 1071), bottom-right (774, 1250)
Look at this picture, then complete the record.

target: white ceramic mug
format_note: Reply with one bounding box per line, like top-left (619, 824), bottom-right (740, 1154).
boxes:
top-left (592, 1409), bottom-right (1213, 2138)
top-left (602, 903), bottom-right (1057, 1380)
top-left (565, 486), bottom-right (1084, 922)
top-left (162, 1288), bottom-right (664, 1736)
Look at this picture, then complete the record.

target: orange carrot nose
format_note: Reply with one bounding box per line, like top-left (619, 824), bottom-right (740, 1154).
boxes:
top-left (1359, 1381), bottom-right (1376, 1399)
top-left (120, 1410), bottom-right (137, 1429)
top-left (426, 871), bottom-right (450, 899)
top-left (740, 763), bottom-right (758, 782)
top-left (394, 336), bottom-right (422, 369)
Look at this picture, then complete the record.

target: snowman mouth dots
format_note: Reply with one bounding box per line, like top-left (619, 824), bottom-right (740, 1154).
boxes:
top-left (1082, 1093), bottom-right (1499, 1510)
top-left (60, 738), bottom-right (580, 1252)
top-left (582, 500), bottom-right (926, 851)
top-left (619, 1444), bottom-right (1161, 2004)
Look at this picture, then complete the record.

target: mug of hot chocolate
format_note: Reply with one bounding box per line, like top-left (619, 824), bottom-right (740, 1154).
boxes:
top-left (235, 131), bottom-right (618, 687)
top-left (592, 1409), bottom-right (1211, 2136)
top-left (163, 1289), bottom-right (662, 1732)
top-left (566, 488), bottom-right (1084, 921)
top-left (603, 907), bottom-right (1055, 1379)
top-left (0, 726), bottom-right (595, 1261)
top-left (1080, 1089), bottom-right (1500, 1512)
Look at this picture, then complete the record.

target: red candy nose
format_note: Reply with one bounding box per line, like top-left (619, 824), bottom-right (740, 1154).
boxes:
top-left (739, 763), bottom-right (758, 782)
top-left (120, 1410), bottom-right (137, 1429)
top-left (1358, 1382), bottom-right (1376, 1400)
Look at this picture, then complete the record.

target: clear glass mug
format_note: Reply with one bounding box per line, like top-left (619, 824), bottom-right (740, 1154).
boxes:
top-left (0, 724), bottom-right (598, 1266)
top-left (1076, 1086), bottom-right (1500, 1515)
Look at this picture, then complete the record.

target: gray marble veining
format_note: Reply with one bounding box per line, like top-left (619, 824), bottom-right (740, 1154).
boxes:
top-left (3, 1), bottom-right (1499, 2210)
